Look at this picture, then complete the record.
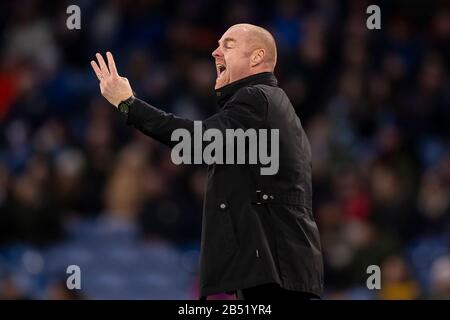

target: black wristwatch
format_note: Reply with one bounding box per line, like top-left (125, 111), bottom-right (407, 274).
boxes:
top-left (118, 95), bottom-right (135, 114)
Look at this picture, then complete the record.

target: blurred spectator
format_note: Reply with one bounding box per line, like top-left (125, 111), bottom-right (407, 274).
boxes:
top-left (429, 255), bottom-right (450, 300)
top-left (379, 254), bottom-right (420, 300)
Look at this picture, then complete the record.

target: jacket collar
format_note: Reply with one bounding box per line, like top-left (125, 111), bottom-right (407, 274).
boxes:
top-left (214, 72), bottom-right (278, 108)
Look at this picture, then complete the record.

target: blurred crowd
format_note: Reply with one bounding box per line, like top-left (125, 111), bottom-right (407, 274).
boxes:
top-left (0, 0), bottom-right (449, 299)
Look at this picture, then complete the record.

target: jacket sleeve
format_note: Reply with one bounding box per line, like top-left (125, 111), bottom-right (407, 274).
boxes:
top-left (126, 86), bottom-right (268, 148)
top-left (126, 97), bottom-right (194, 148)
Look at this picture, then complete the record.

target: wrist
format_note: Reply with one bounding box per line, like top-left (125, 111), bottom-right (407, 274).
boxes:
top-left (118, 95), bottom-right (135, 114)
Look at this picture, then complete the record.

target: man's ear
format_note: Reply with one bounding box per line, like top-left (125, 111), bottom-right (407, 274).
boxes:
top-left (250, 49), bottom-right (265, 67)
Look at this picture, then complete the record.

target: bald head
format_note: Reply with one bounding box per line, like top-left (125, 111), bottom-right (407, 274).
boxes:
top-left (229, 23), bottom-right (277, 70)
top-left (212, 23), bottom-right (278, 89)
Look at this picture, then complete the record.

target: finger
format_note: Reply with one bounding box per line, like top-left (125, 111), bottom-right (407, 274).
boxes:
top-left (90, 61), bottom-right (103, 81)
top-left (106, 52), bottom-right (119, 77)
top-left (96, 53), bottom-right (110, 77)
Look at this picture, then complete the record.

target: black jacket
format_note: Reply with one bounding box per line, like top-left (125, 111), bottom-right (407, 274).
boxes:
top-left (126, 72), bottom-right (324, 298)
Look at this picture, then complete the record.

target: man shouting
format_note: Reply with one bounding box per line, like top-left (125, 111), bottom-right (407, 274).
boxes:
top-left (91, 23), bottom-right (323, 300)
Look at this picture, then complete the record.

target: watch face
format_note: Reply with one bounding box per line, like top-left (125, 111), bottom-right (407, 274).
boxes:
top-left (119, 103), bottom-right (129, 114)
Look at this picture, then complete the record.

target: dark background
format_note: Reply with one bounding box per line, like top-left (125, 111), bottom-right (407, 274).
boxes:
top-left (0, 0), bottom-right (449, 299)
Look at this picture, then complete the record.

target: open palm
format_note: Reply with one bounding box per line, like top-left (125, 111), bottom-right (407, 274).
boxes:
top-left (91, 52), bottom-right (133, 107)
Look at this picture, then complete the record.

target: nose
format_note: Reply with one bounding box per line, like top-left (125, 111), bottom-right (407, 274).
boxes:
top-left (212, 46), bottom-right (222, 59)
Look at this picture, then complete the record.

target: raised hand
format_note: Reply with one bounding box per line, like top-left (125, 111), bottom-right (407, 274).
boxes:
top-left (91, 52), bottom-right (133, 107)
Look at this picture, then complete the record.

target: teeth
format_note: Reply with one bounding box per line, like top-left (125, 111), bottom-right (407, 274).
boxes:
top-left (216, 63), bottom-right (226, 78)
top-left (216, 64), bottom-right (226, 72)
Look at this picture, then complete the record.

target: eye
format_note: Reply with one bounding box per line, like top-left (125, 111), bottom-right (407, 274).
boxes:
top-left (224, 41), bottom-right (234, 49)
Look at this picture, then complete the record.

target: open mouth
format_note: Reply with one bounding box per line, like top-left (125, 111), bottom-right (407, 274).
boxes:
top-left (216, 63), bottom-right (226, 78)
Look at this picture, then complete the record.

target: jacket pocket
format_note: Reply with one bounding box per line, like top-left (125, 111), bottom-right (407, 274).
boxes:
top-left (217, 200), bottom-right (239, 254)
